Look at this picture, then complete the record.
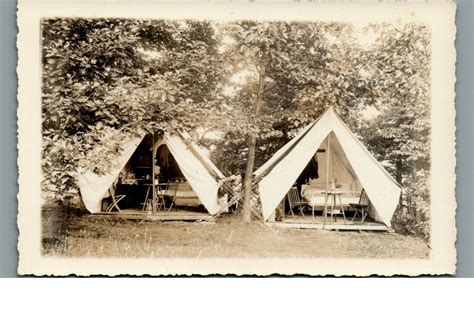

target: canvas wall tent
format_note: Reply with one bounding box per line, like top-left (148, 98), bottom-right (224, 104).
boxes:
top-left (77, 131), bottom-right (226, 215)
top-left (253, 108), bottom-right (401, 227)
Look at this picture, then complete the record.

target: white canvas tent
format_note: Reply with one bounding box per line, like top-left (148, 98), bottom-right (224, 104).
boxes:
top-left (77, 131), bottom-right (226, 215)
top-left (254, 108), bottom-right (401, 227)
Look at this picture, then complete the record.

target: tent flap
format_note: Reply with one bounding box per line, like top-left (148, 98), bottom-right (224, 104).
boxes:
top-left (77, 135), bottom-right (144, 213)
top-left (164, 134), bottom-right (222, 215)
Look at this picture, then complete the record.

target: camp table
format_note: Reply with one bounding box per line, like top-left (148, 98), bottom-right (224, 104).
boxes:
top-left (322, 190), bottom-right (347, 224)
top-left (143, 182), bottom-right (170, 212)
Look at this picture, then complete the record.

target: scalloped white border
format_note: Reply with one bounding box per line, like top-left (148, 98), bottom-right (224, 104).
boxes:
top-left (17, 0), bottom-right (457, 276)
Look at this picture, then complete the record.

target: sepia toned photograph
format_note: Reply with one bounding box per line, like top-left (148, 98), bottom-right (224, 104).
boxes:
top-left (17, 1), bottom-right (456, 276)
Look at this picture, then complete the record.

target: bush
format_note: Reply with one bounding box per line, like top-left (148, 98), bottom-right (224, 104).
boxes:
top-left (391, 204), bottom-right (430, 242)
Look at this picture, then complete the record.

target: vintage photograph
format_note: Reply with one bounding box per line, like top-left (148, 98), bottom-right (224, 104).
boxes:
top-left (17, 1), bottom-right (456, 275)
top-left (40, 17), bottom-right (431, 258)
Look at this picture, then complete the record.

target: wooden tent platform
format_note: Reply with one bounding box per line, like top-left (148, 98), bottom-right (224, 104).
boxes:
top-left (270, 216), bottom-right (391, 231)
top-left (92, 209), bottom-right (213, 222)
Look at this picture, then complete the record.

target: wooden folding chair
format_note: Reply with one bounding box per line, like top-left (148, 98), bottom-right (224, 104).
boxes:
top-left (287, 186), bottom-right (308, 218)
top-left (350, 189), bottom-right (370, 223)
top-left (155, 185), bottom-right (166, 211)
top-left (107, 194), bottom-right (126, 212)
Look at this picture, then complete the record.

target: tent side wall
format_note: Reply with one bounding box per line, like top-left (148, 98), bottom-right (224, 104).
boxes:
top-left (253, 121), bottom-right (317, 179)
top-left (331, 114), bottom-right (401, 226)
top-left (179, 132), bottom-right (226, 180)
top-left (164, 134), bottom-right (223, 215)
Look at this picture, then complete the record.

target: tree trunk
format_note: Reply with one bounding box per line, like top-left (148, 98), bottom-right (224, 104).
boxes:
top-left (241, 64), bottom-right (265, 223)
top-left (242, 135), bottom-right (257, 223)
top-left (395, 160), bottom-right (403, 184)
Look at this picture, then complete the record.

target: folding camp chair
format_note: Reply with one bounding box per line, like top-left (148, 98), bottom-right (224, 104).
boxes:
top-left (287, 186), bottom-right (308, 218)
top-left (107, 194), bottom-right (126, 212)
top-left (350, 189), bottom-right (370, 223)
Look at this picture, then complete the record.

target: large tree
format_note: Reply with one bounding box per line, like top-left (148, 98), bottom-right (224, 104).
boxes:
top-left (210, 21), bottom-right (367, 222)
top-left (41, 19), bottom-right (222, 202)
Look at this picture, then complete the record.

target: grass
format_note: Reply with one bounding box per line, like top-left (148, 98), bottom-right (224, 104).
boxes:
top-left (42, 210), bottom-right (430, 259)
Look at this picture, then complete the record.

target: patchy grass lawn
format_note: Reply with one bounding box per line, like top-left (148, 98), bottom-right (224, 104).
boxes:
top-left (42, 212), bottom-right (430, 259)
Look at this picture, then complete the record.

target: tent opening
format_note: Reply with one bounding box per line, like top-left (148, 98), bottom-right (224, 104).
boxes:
top-left (125, 136), bottom-right (184, 182)
top-left (278, 131), bottom-right (382, 224)
top-left (256, 108), bottom-right (400, 228)
top-left (100, 133), bottom-right (209, 214)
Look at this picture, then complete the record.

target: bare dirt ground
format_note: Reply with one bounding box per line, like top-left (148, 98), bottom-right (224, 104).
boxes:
top-left (43, 212), bottom-right (430, 259)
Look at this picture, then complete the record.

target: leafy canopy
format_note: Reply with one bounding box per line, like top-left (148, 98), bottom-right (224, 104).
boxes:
top-left (42, 18), bottom-right (222, 200)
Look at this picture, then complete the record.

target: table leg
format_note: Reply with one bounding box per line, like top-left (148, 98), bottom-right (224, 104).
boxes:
top-left (338, 194), bottom-right (346, 223)
top-left (143, 185), bottom-right (150, 212)
top-left (161, 186), bottom-right (167, 211)
top-left (323, 193), bottom-right (328, 224)
top-left (330, 194), bottom-right (335, 222)
top-left (155, 186), bottom-right (160, 211)
top-left (157, 185), bottom-right (168, 211)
